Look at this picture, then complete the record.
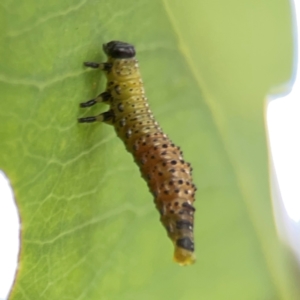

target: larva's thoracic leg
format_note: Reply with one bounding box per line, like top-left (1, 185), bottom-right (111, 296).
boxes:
top-left (84, 61), bottom-right (100, 68)
top-left (77, 116), bottom-right (97, 123)
top-left (78, 110), bottom-right (114, 124)
top-left (84, 62), bottom-right (112, 71)
top-left (79, 91), bottom-right (111, 108)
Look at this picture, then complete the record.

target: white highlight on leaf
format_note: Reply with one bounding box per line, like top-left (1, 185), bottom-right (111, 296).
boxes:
top-left (267, 0), bottom-right (300, 223)
top-left (267, 0), bottom-right (300, 264)
top-left (0, 171), bottom-right (20, 299)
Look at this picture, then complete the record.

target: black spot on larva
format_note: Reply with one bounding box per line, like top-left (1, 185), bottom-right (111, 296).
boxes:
top-left (161, 151), bottom-right (166, 155)
top-left (170, 169), bottom-right (175, 173)
top-left (162, 144), bottom-right (168, 148)
top-left (184, 190), bottom-right (189, 194)
top-left (158, 172), bottom-right (163, 176)
top-left (119, 119), bottom-right (126, 127)
top-left (170, 210), bottom-right (174, 214)
top-left (164, 190), bottom-right (169, 195)
top-left (176, 237), bottom-right (194, 251)
top-left (171, 160), bottom-right (177, 165)
top-left (178, 180), bottom-right (183, 184)
top-left (118, 103), bottom-right (124, 112)
top-left (169, 181), bottom-right (173, 185)
top-left (175, 189), bottom-right (180, 193)
top-left (176, 220), bottom-right (193, 230)
top-left (114, 85), bottom-right (121, 95)
top-left (151, 155), bottom-right (155, 159)
top-left (126, 129), bottom-right (132, 138)
top-left (182, 202), bottom-right (196, 212)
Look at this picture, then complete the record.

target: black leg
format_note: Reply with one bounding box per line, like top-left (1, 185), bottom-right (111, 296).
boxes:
top-left (84, 62), bottom-right (100, 68)
top-left (79, 92), bottom-right (111, 108)
top-left (78, 110), bottom-right (115, 124)
top-left (78, 116), bottom-right (98, 123)
top-left (84, 62), bottom-right (112, 71)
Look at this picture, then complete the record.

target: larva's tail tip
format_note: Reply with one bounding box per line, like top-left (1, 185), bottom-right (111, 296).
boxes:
top-left (173, 248), bottom-right (196, 266)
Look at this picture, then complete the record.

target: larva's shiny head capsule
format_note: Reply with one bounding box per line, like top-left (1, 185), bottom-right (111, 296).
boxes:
top-left (103, 41), bottom-right (136, 59)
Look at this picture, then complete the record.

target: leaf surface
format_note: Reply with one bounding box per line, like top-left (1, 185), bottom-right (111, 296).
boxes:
top-left (0, 0), bottom-right (298, 299)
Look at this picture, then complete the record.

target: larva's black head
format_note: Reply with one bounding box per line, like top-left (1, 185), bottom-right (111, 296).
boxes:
top-left (103, 41), bottom-right (136, 59)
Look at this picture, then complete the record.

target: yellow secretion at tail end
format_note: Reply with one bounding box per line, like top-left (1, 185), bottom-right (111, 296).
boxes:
top-left (174, 246), bottom-right (196, 266)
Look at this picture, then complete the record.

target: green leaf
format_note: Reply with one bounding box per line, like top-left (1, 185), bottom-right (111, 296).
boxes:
top-left (1, 0), bottom-right (298, 299)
